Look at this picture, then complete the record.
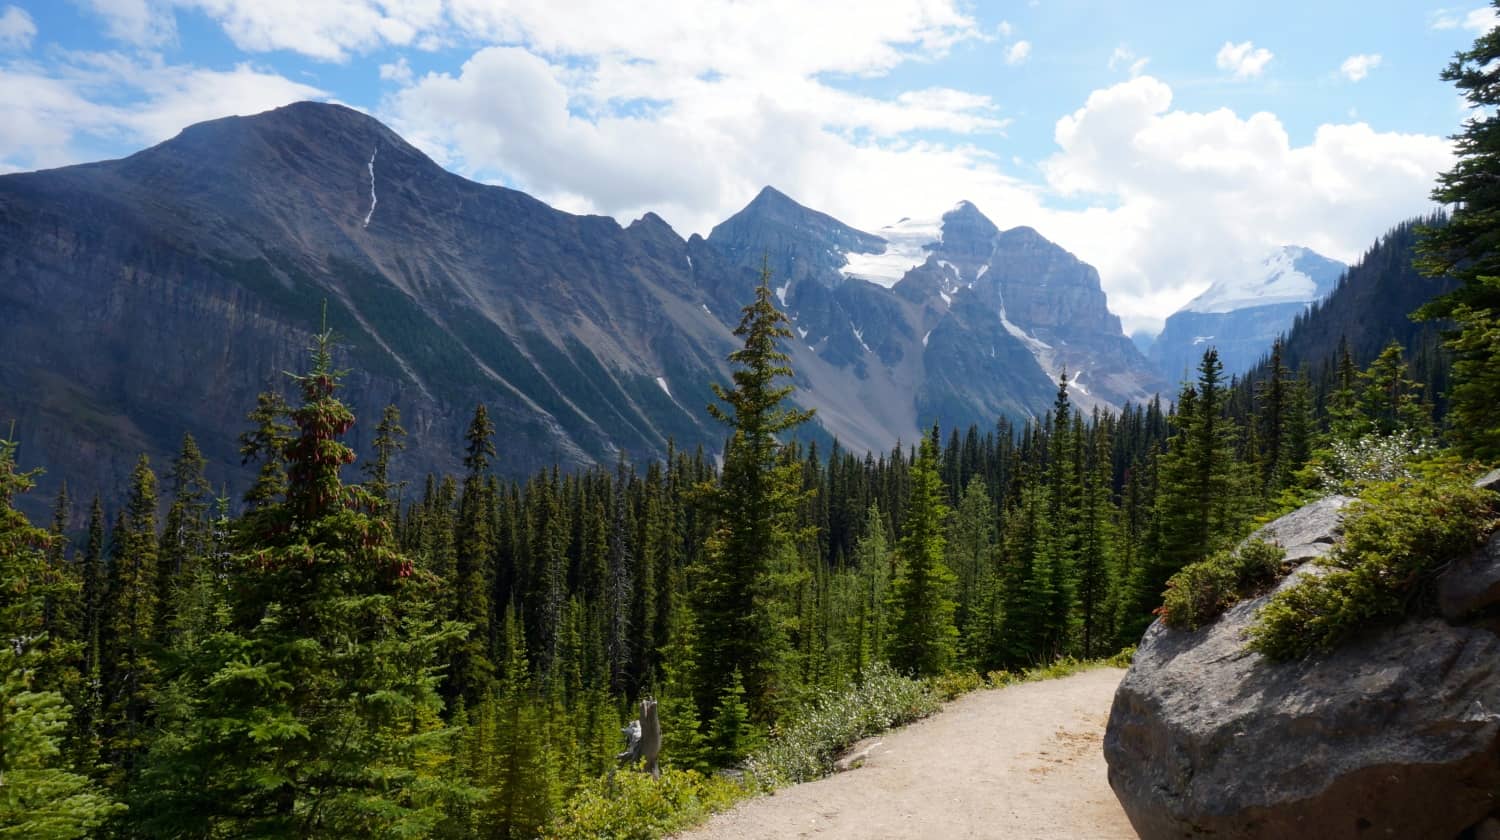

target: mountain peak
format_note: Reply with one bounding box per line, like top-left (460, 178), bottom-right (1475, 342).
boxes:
top-left (1183, 245), bottom-right (1346, 314)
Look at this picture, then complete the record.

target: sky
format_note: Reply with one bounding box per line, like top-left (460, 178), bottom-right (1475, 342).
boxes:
top-left (0, 1), bottom-right (1488, 334)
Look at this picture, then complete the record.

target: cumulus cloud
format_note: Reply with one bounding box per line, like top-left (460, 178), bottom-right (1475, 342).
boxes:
top-left (1041, 76), bottom-right (1450, 330)
top-left (1006, 40), bottom-right (1032, 65)
top-left (1431, 6), bottom-right (1499, 33)
top-left (0, 5), bottom-right (35, 50)
top-left (1215, 40), bottom-right (1273, 80)
top-left (1340, 53), bottom-right (1382, 82)
top-left (0, 53), bottom-right (325, 171)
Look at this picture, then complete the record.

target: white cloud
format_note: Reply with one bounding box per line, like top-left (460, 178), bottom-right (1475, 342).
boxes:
top-left (85, 0), bottom-right (177, 46)
top-left (1215, 40), bottom-right (1273, 80)
top-left (1339, 53), bottom-right (1382, 82)
top-left (1108, 44), bottom-right (1149, 76)
top-left (0, 53), bottom-right (325, 171)
top-left (1006, 40), bottom-right (1031, 65)
top-left (1432, 6), bottom-right (1499, 33)
top-left (1041, 76), bottom-right (1451, 330)
top-left (997, 19), bottom-right (1013, 38)
top-left (379, 56), bottom-right (413, 84)
top-left (0, 5), bottom-right (35, 50)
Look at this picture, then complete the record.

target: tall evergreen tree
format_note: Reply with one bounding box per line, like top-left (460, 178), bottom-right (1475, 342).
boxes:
top-left (0, 436), bottom-right (121, 838)
top-left (134, 325), bottom-right (468, 837)
top-left (697, 263), bottom-right (814, 721)
top-left (887, 433), bottom-right (957, 677)
top-left (99, 454), bottom-right (160, 786)
top-left (1417, 2), bottom-right (1500, 460)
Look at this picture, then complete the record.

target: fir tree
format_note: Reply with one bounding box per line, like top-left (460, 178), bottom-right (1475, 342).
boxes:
top-left (134, 324), bottom-right (467, 837)
top-left (697, 263), bottom-right (814, 721)
top-left (1417, 2), bottom-right (1500, 460)
top-left (238, 391), bottom-right (294, 509)
top-left (99, 454), bottom-right (160, 785)
top-left (363, 403), bottom-right (407, 516)
top-left (887, 433), bottom-right (957, 677)
top-left (0, 435), bottom-right (121, 837)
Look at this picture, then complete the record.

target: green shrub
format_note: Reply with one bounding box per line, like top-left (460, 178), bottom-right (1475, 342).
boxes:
top-left (546, 768), bottom-right (745, 840)
top-left (743, 663), bottom-right (940, 788)
top-left (929, 670), bottom-right (984, 700)
top-left (1248, 475), bottom-right (1496, 660)
top-left (1160, 539), bottom-right (1285, 629)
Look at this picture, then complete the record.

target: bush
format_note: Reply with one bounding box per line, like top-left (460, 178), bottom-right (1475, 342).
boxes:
top-left (929, 670), bottom-right (984, 701)
top-left (1248, 475), bottom-right (1496, 660)
top-left (1314, 429), bottom-right (1438, 494)
top-left (1160, 539), bottom-right (1285, 629)
top-left (743, 663), bottom-right (940, 788)
top-left (546, 768), bottom-right (745, 840)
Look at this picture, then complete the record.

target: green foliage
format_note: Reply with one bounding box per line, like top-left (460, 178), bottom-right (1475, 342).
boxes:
top-left (887, 433), bottom-right (957, 677)
top-left (1248, 475), bottom-right (1497, 660)
top-left (1416, 3), bottom-right (1500, 461)
top-left (0, 436), bottom-right (122, 838)
top-left (706, 669), bottom-right (759, 766)
top-left (546, 768), bottom-right (745, 840)
top-left (743, 664), bottom-right (940, 788)
top-left (929, 669), bottom-right (984, 701)
top-left (697, 261), bottom-right (813, 721)
top-left (1159, 539), bottom-right (1285, 630)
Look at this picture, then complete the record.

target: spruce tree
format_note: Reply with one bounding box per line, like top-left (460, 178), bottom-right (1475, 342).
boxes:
top-left (238, 391), bottom-right (294, 509)
top-left (887, 432), bottom-right (957, 677)
top-left (99, 454), bottom-right (160, 785)
top-left (134, 325), bottom-right (467, 837)
top-left (1417, 2), bottom-right (1500, 460)
top-left (450, 404), bottom-right (497, 711)
top-left (363, 403), bottom-right (407, 516)
top-left (697, 263), bottom-right (814, 721)
top-left (0, 436), bottom-right (121, 837)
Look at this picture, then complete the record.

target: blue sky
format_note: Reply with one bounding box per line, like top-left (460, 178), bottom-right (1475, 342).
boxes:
top-left (0, 1), bottom-right (1487, 331)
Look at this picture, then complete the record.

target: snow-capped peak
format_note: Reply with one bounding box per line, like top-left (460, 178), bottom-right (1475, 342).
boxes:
top-left (840, 215), bottom-right (943, 287)
top-left (1183, 246), bottom-right (1345, 314)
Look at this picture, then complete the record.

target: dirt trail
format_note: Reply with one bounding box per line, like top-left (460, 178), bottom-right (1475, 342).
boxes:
top-left (677, 667), bottom-right (1136, 840)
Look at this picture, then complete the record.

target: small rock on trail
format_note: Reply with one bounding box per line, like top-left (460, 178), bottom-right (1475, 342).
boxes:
top-left (676, 667), bottom-right (1134, 840)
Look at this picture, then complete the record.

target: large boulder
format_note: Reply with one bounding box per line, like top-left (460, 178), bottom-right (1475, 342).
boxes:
top-left (1105, 494), bottom-right (1500, 839)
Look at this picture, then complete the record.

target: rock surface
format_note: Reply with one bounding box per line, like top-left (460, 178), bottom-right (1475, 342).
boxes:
top-left (1105, 495), bottom-right (1500, 839)
top-left (1439, 532), bottom-right (1500, 621)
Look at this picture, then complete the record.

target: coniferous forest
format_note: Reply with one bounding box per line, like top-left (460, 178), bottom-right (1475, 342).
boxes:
top-left (8, 13), bottom-right (1500, 840)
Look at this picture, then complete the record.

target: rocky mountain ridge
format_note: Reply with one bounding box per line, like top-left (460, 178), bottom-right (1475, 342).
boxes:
top-left (0, 101), bottom-right (1162, 509)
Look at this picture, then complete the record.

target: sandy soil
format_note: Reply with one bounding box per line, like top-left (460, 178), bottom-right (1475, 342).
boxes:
top-left (676, 667), bottom-right (1137, 840)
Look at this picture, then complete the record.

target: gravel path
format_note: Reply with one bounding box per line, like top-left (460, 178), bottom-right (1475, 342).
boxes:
top-left (676, 667), bottom-right (1136, 840)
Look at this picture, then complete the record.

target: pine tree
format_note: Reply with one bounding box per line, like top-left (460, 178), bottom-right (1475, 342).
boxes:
top-left (887, 432), bottom-right (957, 677)
top-left (238, 391), bottom-right (293, 509)
top-left (157, 433), bottom-right (211, 642)
top-left (706, 669), bottom-right (758, 766)
top-left (1356, 341), bottom-right (1431, 436)
top-left (72, 496), bottom-right (106, 767)
top-left (1417, 3), bottom-right (1500, 460)
top-left (697, 263), bottom-right (814, 721)
top-left (363, 403), bottom-right (407, 516)
top-left (948, 477), bottom-right (997, 669)
top-left (99, 454), bottom-right (160, 785)
top-left (134, 324), bottom-right (468, 837)
top-left (0, 435), bottom-right (122, 837)
top-left (450, 404), bottom-right (497, 711)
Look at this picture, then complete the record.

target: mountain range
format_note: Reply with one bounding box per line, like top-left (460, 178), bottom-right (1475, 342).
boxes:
top-left (3, 101), bottom-right (1166, 506)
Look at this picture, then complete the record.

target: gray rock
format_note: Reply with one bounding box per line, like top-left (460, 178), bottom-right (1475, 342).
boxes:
top-left (1439, 532), bottom-right (1500, 621)
top-left (1105, 497), bottom-right (1500, 839)
top-left (1247, 494), bottom-right (1351, 555)
top-left (1477, 468), bottom-right (1500, 494)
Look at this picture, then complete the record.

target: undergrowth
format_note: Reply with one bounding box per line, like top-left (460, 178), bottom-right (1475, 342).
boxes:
top-left (1248, 473), bottom-right (1497, 660)
top-left (743, 663), bottom-right (941, 788)
top-left (1159, 539), bottom-right (1285, 630)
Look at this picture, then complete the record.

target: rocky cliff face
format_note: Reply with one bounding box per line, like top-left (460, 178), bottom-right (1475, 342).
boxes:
top-left (1105, 473), bottom-right (1500, 839)
top-left (2, 102), bottom-right (1165, 511)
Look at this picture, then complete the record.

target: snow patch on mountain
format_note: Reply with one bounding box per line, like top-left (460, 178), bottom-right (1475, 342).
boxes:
top-left (840, 216), bottom-right (942, 287)
top-left (362, 147), bottom-right (378, 228)
top-left (1184, 246), bottom-right (1337, 314)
